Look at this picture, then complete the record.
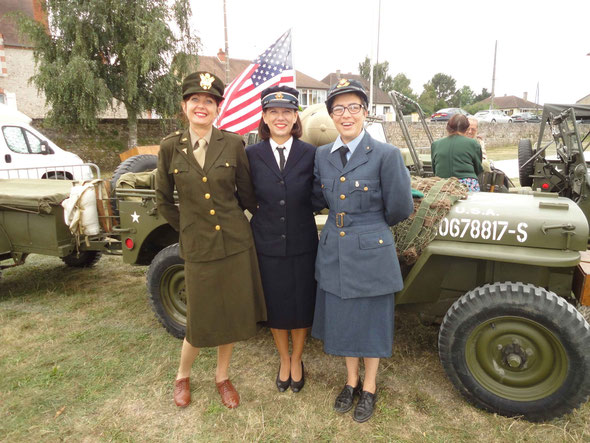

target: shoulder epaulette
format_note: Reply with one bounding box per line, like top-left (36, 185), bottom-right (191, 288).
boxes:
top-left (161, 130), bottom-right (183, 143)
top-left (220, 128), bottom-right (240, 135)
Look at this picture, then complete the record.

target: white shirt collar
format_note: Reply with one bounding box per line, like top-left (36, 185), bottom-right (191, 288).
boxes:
top-left (269, 136), bottom-right (293, 153)
top-left (269, 136), bottom-right (293, 168)
top-left (330, 130), bottom-right (366, 156)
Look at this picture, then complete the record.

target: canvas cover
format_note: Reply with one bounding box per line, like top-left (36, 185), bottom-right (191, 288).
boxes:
top-left (0, 179), bottom-right (73, 214)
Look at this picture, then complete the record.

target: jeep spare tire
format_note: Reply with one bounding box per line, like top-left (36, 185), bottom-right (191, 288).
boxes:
top-left (146, 243), bottom-right (186, 339)
top-left (517, 139), bottom-right (534, 187)
top-left (110, 154), bottom-right (158, 195)
top-left (438, 282), bottom-right (590, 421)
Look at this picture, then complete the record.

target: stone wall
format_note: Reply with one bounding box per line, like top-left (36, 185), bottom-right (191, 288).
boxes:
top-left (384, 121), bottom-right (590, 149)
top-left (31, 119), bottom-right (181, 173)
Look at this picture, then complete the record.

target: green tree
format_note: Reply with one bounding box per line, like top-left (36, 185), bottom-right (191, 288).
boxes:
top-left (450, 85), bottom-right (475, 108)
top-left (391, 73), bottom-right (418, 114)
top-left (418, 83), bottom-right (438, 116)
top-left (15, 0), bottom-right (199, 148)
top-left (423, 73), bottom-right (457, 109)
top-left (474, 88), bottom-right (492, 103)
top-left (358, 56), bottom-right (394, 92)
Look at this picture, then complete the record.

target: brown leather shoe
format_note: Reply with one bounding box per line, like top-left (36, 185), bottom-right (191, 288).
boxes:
top-left (215, 379), bottom-right (240, 408)
top-left (174, 377), bottom-right (190, 407)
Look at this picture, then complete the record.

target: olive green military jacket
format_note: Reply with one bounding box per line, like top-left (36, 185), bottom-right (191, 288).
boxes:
top-left (155, 127), bottom-right (257, 262)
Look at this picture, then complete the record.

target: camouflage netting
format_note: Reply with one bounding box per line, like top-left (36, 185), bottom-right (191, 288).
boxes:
top-left (392, 177), bottom-right (468, 265)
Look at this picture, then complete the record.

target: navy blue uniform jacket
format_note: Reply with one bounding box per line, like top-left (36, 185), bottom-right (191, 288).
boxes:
top-left (246, 138), bottom-right (318, 256)
top-left (313, 132), bottom-right (413, 299)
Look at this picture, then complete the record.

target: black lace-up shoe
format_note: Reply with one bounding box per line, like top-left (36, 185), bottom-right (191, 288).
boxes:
top-left (333, 378), bottom-right (363, 413)
top-left (353, 390), bottom-right (377, 423)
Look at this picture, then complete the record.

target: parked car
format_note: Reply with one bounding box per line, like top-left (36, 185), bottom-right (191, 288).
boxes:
top-left (430, 107), bottom-right (470, 122)
top-left (0, 104), bottom-right (92, 180)
top-left (473, 109), bottom-right (512, 123)
top-left (512, 112), bottom-right (541, 123)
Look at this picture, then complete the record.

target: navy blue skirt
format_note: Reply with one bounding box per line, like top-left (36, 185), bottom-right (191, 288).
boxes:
top-left (312, 288), bottom-right (395, 358)
top-left (258, 252), bottom-right (316, 330)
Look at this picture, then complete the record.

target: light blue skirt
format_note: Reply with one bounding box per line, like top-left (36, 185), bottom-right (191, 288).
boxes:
top-left (311, 288), bottom-right (395, 358)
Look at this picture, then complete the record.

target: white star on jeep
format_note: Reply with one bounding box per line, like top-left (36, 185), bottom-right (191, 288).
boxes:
top-left (131, 211), bottom-right (140, 223)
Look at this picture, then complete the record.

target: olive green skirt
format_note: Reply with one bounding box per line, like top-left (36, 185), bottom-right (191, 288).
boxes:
top-left (184, 246), bottom-right (267, 347)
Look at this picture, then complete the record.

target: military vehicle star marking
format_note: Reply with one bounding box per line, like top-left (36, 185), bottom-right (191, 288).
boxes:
top-left (131, 211), bottom-right (140, 223)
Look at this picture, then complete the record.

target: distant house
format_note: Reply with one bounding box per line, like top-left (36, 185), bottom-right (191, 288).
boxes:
top-left (0, 0), bottom-right (129, 119)
top-left (0, 0), bottom-right (49, 118)
top-left (198, 51), bottom-right (329, 110)
top-left (321, 71), bottom-right (394, 121)
top-left (577, 94), bottom-right (590, 105)
top-left (475, 94), bottom-right (540, 116)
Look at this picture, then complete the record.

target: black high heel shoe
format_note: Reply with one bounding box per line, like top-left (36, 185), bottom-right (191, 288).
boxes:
top-left (290, 362), bottom-right (305, 393)
top-left (276, 365), bottom-right (291, 392)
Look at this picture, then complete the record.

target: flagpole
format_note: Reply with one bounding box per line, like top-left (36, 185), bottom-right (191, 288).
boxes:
top-left (223, 0), bottom-right (230, 85)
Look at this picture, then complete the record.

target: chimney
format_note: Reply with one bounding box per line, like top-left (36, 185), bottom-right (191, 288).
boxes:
top-left (217, 49), bottom-right (225, 62)
top-left (523, 92), bottom-right (528, 101)
top-left (336, 69), bottom-right (341, 79)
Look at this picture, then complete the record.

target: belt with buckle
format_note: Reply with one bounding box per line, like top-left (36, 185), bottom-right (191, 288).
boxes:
top-left (328, 211), bottom-right (386, 228)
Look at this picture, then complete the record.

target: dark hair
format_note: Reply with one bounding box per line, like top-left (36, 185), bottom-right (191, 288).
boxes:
top-left (257, 112), bottom-right (303, 140)
top-left (446, 114), bottom-right (470, 135)
top-left (326, 91), bottom-right (368, 114)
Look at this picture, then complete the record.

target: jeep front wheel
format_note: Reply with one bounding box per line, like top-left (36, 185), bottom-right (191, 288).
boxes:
top-left (438, 282), bottom-right (590, 421)
top-left (146, 243), bottom-right (186, 339)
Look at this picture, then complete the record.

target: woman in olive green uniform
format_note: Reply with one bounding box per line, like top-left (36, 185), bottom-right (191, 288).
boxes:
top-left (155, 71), bottom-right (266, 409)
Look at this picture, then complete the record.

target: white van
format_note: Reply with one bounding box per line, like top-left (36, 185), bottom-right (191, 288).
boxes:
top-left (0, 104), bottom-right (93, 180)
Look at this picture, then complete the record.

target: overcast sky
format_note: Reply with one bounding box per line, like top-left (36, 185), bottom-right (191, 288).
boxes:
top-left (189, 0), bottom-right (589, 105)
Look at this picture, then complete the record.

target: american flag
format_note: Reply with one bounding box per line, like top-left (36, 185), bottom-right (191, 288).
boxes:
top-left (216, 30), bottom-right (295, 135)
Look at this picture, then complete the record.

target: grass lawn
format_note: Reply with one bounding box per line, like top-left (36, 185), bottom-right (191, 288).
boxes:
top-left (1, 254), bottom-right (589, 442)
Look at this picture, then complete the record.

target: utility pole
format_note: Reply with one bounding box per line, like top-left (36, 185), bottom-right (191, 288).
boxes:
top-left (535, 81), bottom-right (540, 114)
top-left (490, 40), bottom-right (497, 110)
top-left (223, 0), bottom-right (230, 85)
top-left (369, 0), bottom-right (381, 115)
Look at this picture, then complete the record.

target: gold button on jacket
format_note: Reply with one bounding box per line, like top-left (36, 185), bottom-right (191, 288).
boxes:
top-left (155, 127), bottom-right (257, 262)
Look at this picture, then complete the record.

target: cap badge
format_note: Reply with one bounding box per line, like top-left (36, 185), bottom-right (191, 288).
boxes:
top-left (200, 73), bottom-right (215, 90)
top-left (275, 92), bottom-right (284, 99)
top-left (337, 79), bottom-right (350, 88)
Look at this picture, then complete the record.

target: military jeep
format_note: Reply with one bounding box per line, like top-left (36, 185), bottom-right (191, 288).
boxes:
top-left (133, 100), bottom-right (590, 422)
top-left (517, 103), bottom-right (590, 225)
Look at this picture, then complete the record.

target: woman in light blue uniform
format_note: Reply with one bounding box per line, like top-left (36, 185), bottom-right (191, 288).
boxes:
top-left (312, 79), bottom-right (413, 423)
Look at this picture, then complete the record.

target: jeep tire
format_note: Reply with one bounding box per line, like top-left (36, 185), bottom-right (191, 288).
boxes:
top-left (438, 281), bottom-right (590, 421)
top-left (61, 250), bottom-right (102, 267)
top-left (110, 154), bottom-right (158, 213)
top-left (146, 243), bottom-right (186, 339)
top-left (517, 139), bottom-right (535, 187)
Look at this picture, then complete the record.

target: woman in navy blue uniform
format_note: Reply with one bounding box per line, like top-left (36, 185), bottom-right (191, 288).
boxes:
top-left (246, 86), bottom-right (318, 393)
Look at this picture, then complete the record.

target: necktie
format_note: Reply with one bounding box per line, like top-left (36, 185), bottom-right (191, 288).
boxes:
top-left (339, 145), bottom-right (349, 167)
top-left (194, 138), bottom-right (207, 168)
top-left (276, 146), bottom-right (286, 171)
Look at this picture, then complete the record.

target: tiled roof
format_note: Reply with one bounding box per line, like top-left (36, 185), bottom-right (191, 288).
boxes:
top-left (477, 95), bottom-right (539, 109)
top-left (321, 72), bottom-right (391, 104)
top-left (197, 55), bottom-right (328, 90)
top-left (0, 0), bottom-right (46, 47)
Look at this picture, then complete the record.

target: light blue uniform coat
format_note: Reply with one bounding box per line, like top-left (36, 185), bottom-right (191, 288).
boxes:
top-left (313, 131), bottom-right (413, 300)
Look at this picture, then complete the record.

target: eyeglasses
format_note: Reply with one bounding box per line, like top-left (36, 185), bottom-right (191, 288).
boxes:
top-left (331, 103), bottom-right (364, 116)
